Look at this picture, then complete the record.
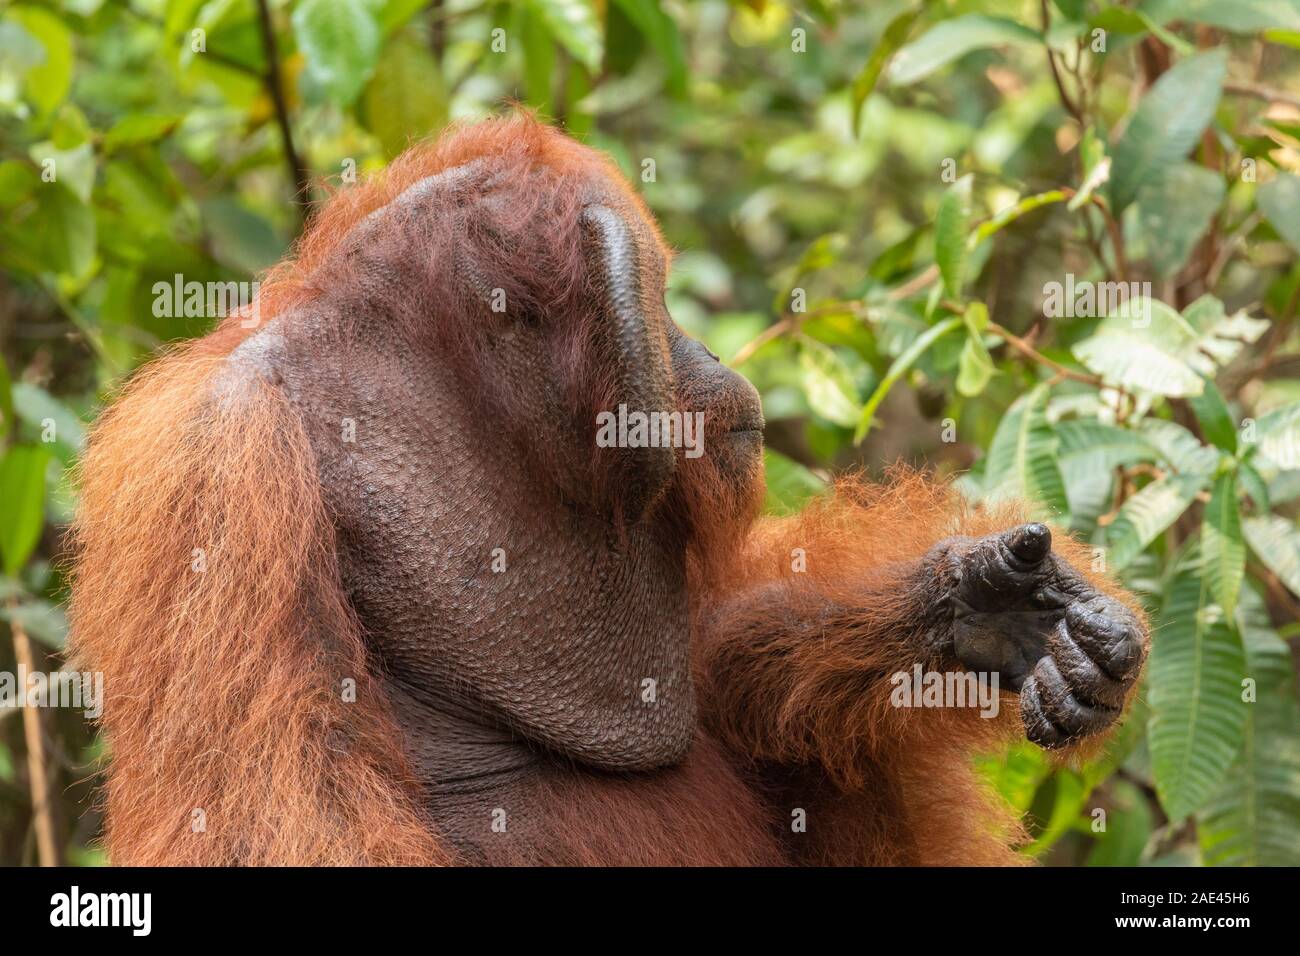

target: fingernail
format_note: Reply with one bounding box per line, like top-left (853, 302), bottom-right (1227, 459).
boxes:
top-left (1009, 523), bottom-right (1052, 563)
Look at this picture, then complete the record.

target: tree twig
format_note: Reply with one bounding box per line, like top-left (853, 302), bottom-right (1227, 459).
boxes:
top-left (1041, 0), bottom-right (1084, 125)
top-left (1224, 79), bottom-right (1300, 110)
top-left (255, 0), bottom-right (312, 219)
top-left (986, 321), bottom-right (1109, 388)
top-left (8, 598), bottom-right (61, 867)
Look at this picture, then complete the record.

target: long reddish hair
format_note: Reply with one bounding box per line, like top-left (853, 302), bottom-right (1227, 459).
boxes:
top-left (69, 117), bottom-right (625, 864)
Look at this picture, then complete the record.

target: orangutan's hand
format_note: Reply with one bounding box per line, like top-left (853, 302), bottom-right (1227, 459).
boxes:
top-left (928, 523), bottom-right (1147, 749)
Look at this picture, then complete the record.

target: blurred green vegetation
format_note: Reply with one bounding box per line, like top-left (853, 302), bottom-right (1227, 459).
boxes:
top-left (2, 0), bottom-right (1299, 866)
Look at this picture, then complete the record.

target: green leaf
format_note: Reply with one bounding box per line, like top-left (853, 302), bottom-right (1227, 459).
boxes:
top-left (1086, 779), bottom-right (1155, 867)
top-left (1135, 163), bottom-right (1225, 278)
top-left (1138, 419), bottom-right (1221, 475)
top-left (292, 0), bottom-right (382, 106)
top-left (1068, 137), bottom-right (1109, 212)
top-left (971, 190), bottom-right (1067, 246)
top-left (1257, 173), bottom-right (1300, 255)
top-left (0, 445), bottom-right (51, 575)
top-left (1073, 295), bottom-right (1268, 397)
top-left (361, 33), bottom-right (447, 158)
top-left (103, 114), bottom-right (183, 152)
top-left (1237, 460), bottom-right (1270, 513)
top-left (982, 383), bottom-right (1068, 518)
top-left (1143, 0), bottom-right (1300, 34)
top-left (1198, 585), bottom-right (1300, 866)
top-left (1105, 472), bottom-right (1207, 570)
top-left (797, 338), bottom-right (862, 428)
top-left (11, 382), bottom-right (85, 460)
top-left (956, 302), bottom-right (994, 397)
top-left (854, 316), bottom-right (962, 443)
top-left (887, 15), bottom-right (1040, 86)
top-left (1203, 471), bottom-right (1246, 618)
top-left (1188, 377), bottom-right (1237, 453)
top-left (1244, 514), bottom-right (1300, 597)
top-left (1254, 401), bottom-right (1300, 469)
top-left (851, 8), bottom-right (918, 136)
top-left (530, 0), bottom-right (604, 73)
top-left (612, 0), bottom-right (686, 97)
top-left (10, 6), bottom-right (73, 115)
top-left (1109, 49), bottom-right (1228, 212)
top-left (763, 448), bottom-right (826, 515)
top-left (1072, 298), bottom-right (1204, 396)
top-left (1057, 420), bottom-right (1161, 474)
top-left (0, 596), bottom-right (68, 651)
top-left (935, 174), bottom-right (972, 299)
top-left (1148, 558), bottom-right (1248, 822)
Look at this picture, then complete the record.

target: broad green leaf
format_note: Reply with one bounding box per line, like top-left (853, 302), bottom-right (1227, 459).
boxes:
top-left (1105, 472), bottom-right (1206, 569)
top-left (1237, 460), bottom-right (1270, 513)
top-left (1073, 298), bottom-right (1205, 396)
top-left (1136, 163), bottom-right (1225, 278)
top-left (27, 140), bottom-right (94, 203)
top-left (1109, 49), bottom-right (1228, 212)
top-left (1142, 0), bottom-right (1300, 33)
top-left (1182, 295), bottom-right (1271, 370)
top-left (851, 8), bottom-right (918, 136)
top-left (1188, 377), bottom-right (1237, 453)
top-left (763, 448), bottom-right (826, 515)
top-left (854, 316), bottom-right (962, 443)
top-left (1086, 779), bottom-right (1155, 866)
top-left (1254, 401), bottom-right (1300, 469)
top-left (1198, 585), bottom-right (1300, 866)
top-left (1, 181), bottom-right (95, 279)
top-left (1073, 295), bottom-right (1267, 397)
top-left (1056, 421), bottom-right (1159, 532)
top-left (1057, 420), bottom-right (1162, 474)
top-left (935, 174), bottom-right (971, 299)
top-left (982, 384), bottom-right (1068, 517)
top-left (362, 33), bottom-right (447, 158)
top-left (10, 6), bottom-right (72, 115)
top-left (612, 0), bottom-right (687, 97)
top-left (1202, 471), bottom-right (1245, 618)
top-left (797, 338), bottom-right (861, 428)
top-left (0, 445), bottom-right (51, 575)
top-left (1148, 559), bottom-right (1248, 822)
top-left (887, 15), bottom-right (1040, 86)
top-left (0, 596), bottom-right (68, 651)
top-left (1243, 514), bottom-right (1300, 597)
top-left (530, 0), bottom-right (604, 73)
top-left (956, 302), bottom-right (994, 397)
top-left (103, 114), bottom-right (183, 152)
top-left (1138, 418), bottom-right (1221, 475)
top-left (1257, 173), bottom-right (1300, 255)
top-left (292, 0), bottom-right (382, 106)
top-left (11, 382), bottom-right (85, 460)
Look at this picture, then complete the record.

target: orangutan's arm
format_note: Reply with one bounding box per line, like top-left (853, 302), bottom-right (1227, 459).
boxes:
top-left (692, 478), bottom-right (1148, 795)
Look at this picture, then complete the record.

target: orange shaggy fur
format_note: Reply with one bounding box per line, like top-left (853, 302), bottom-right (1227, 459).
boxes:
top-left (70, 116), bottom-right (1143, 866)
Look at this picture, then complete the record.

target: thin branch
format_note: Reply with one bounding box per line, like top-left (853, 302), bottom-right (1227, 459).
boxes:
top-left (255, 0), bottom-right (312, 219)
top-left (986, 320), bottom-right (1110, 388)
top-left (1041, 0), bottom-right (1084, 125)
top-left (9, 598), bottom-right (61, 867)
top-left (1224, 79), bottom-right (1300, 110)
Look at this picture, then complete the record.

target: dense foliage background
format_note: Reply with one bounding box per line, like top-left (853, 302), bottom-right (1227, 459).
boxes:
top-left (1, 0), bottom-right (1299, 866)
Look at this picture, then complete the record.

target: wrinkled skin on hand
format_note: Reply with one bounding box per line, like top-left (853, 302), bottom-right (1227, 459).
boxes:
top-left (927, 524), bottom-right (1147, 749)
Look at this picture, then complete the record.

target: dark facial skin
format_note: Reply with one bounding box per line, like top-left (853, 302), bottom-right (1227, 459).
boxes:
top-left (224, 168), bottom-right (764, 853)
